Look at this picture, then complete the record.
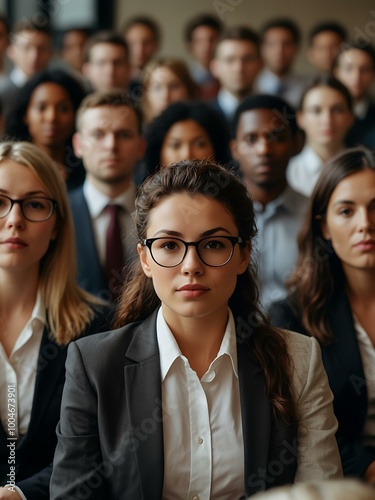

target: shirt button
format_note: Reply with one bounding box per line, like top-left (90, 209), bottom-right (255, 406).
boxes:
top-left (197, 437), bottom-right (203, 445)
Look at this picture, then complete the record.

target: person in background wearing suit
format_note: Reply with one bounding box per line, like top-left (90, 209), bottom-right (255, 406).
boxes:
top-left (334, 44), bottom-right (375, 149)
top-left (82, 32), bottom-right (131, 93)
top-left (255, 18), bottom-right (309, 109)
top-left (306, 22), bottom-right (347, 75)
top-left (70, 90), bottom-right (146, 302)
top-left (269, 147), bottom-right (375, 481)
top-left (0, 19), bottom-right (53, 115)
top-left (0, 142), bottom-right (111, 500)
top-left (51, 160), bottom-right (341, 499)
top-left (210, 26), bottom-right (263, 122)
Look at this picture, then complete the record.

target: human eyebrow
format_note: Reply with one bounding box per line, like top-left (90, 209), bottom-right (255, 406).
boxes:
top-left (0, 189), bottom-right (49, 197)
top-left (152, 227), bottom-right (232, 238)
top-left (332, 200), bottom-right (355, 207)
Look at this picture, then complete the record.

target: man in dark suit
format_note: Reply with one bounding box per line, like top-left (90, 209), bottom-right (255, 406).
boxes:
top-left (0, 19), bottom-right (53, 115)
top-left (70, 90), bottom-right (146, 301)
top-left (334, 43), bottom-right (375, 149)
top-left (209, 26), bottom-right (262, 122)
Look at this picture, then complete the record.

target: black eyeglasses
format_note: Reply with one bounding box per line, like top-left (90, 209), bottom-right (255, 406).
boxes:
top-left (140, 236), bottom-right (244, 268)
top-left (0, 195), bottom-right (57, 222)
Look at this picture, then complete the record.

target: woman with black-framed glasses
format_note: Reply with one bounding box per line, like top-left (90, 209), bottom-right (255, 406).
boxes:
top-left (0, 142), bottom-right (112, 500)
top-left (51, 160), bottom-right (342, 499)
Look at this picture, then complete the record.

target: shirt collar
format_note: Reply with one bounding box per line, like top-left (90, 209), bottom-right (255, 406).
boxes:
top-left (9, 67), bottom-right (28, 87)
top-left (83, 178), bottom-right (135, 218)
top-left (12, 289), bottom-right (46, 353)
top-left (217, 89), bottom-right (242, 118)
top-left (354, 98), bottom-right (370, 119)
top-left (157, 307), bottom-right (238, 381)
top-left (253, 184), bottom-right (296, 216)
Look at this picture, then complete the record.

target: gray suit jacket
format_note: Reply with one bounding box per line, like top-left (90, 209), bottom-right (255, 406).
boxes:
top-left (50, 310), bottom-right (341, 499)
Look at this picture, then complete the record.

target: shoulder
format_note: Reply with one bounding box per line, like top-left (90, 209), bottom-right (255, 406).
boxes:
top-left (269, 297), bottom-right (302, 328)
top-left (68, 186), bottom-right (85, 206)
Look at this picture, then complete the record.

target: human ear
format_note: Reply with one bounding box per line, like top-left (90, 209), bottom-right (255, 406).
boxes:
top-left (237, 241), bottom-right (251, 275)
top-left (138, 243), bottom-right (152, 278)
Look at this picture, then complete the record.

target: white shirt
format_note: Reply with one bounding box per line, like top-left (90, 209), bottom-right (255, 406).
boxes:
top-left (9, 67), bottom-right (28, 88)
top-left (254, 68), bottom-right (309, 109)
top-left (354, 98), bottom-right (370, 120)
top-left (0, 291), bottom-right (45, 438)
top-left (83, 179), bottom-right (137, 265)
top-left (157, 308), bottom-right (245, 500)
top-left (216, 89), bottom-right (242, 121)
top-left (353, 316), bottom-right (375, 448)
top-left (286, 145), bottom-right (324, 197)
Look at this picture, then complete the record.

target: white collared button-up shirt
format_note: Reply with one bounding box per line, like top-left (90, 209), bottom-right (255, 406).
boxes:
top-left (157, 308), bottom-right (245, 500)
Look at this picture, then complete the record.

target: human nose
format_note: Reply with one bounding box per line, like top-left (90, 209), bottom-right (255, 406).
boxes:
top-left (103, 133), bottom-right (116, 149)
top-left (180, 245), bottom-right (204, 275)
top-left (255, 135), bottom-right (272, 155)
top-left (5, 203), bottom-right (26, 229)
top-left (357, 207), bottom-right (375, 232)
top-left (44, 106), bottom-right (57, 122)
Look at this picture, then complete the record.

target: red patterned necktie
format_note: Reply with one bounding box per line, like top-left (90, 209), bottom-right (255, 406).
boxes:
top-left (105, 204), bottom-right (124, 300)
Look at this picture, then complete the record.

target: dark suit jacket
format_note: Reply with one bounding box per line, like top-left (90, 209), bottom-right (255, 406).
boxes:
top-left (0, 308), bottom-right (112, 500)
top-left (346, 102), bottom-right (375, 149)
top-left (269, 291), bottom-right (375, 477)
top-left (50, 309), bottom-right (341, 499)
top-left (69, 187), bottom-right (138, 301)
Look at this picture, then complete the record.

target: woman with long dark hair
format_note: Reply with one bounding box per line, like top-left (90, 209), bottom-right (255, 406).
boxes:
top-left (51, 160), bottom-right (341, 499)
top-left (270, 147), bottom-right (375, 481)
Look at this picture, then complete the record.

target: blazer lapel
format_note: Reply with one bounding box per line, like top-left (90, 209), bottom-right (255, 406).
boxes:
top-left (18, 328), bottom-right (67, 448)
top-left (123, 312), bottom-right (164, 500)
top-left (237, 338), bottom-right (272, 496)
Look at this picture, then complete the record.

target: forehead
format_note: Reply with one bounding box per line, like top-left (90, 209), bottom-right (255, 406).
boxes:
top-left (303, 86), bottom-right (347, 105)
top-left (0, 159), bottom-right (47, 191)
top-left (263, 27), bottom-right (295, 43)
top-left (338, 49), bottom-right (374, 67)
top-left (149, 66), bottom-right (179, 82)
top-left (147, 193), bottom-right (236, 233)
top-left (216, 39), bottom-right (258, 57)
top-left (126, 23), bottom-right (155, 40)
top-left (14, 30), bottom-right (50, 48)
top-left (329, 169), bottom-right (375, 204)
top-left (30, 82), bottom-right (71, 101)
top-left (79, 105), bottom-right (138, 130)
top-left (89, 42), bottom-right (127, 61)
top-left (312, 30), bottom-right (342, 46)
top-left (166, 119), bottom-right (209, 138)
top-left (237, 108), bottom-right (292, 135)
top-left (191, 25), bottom-right (219, 40)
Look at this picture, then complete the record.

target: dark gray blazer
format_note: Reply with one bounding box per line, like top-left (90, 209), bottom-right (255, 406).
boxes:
top-left (50, 309), bottom-right (342, 498)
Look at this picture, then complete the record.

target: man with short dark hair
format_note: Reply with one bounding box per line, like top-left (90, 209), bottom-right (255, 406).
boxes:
top-left (123, 16), bottom-right (160, 85)
top-left (307, 22), bottom-right (347, 73)
top-left (83, 31), bottom-right (131, 92)
top-left (255, 18), bottom-right (308, 108)
top-left (210, 26), bottom-right (262, 121)
top-left (70, 90), bottom-right (146, 301)
top-left (0, 19), bottom-right (53, 112)
top-left (184, 13), bottom-right (223, 100)
top-left (334, 43), bottom-right (375, 148)
top-left (231, 95), bottom-right (308, 308)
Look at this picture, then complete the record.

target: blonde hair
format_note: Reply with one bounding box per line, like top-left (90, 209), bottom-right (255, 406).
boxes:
top-left (142, 57), bottom-right (198, 123)
top-left (0, 141), bottom-right (100, 344)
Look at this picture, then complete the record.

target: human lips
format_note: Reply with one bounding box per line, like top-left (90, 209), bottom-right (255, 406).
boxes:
top-left (354, 239), bottom-right (375, 251)
top-left (2, 237), bottom-right (28, 249)
top-left (177, 283), bottom-right (210, 297)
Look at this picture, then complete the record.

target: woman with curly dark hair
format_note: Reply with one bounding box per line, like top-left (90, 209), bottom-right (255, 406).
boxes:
top-left (4, 69), bottom-right (87, 190)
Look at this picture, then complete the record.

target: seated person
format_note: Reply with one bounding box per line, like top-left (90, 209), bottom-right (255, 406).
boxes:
top-left (270, 147), bottom-right (375, 481)
top-left (307, 21), bottom-right (347, 74)
top-left (0, 142), bottom-right (112, 500)
top-left (287, 75), bottom-right (354, 197)
top-left (334, 43), bottom-right (375, 149)
top-left (50, 160), bottom-right (341, 498)
top-left (231, 94), bottom-right (308, 308)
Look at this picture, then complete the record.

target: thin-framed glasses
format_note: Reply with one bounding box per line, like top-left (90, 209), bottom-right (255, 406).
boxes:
top-left (140, 236), bottom-right (244, 268)
top-left (0, 195), bottom-right (57, 222)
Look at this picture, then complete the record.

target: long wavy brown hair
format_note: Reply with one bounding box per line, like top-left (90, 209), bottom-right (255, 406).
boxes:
top-left (287, 147), bottom-right (375, 345)
top-left (115, 160), bottom-right (296, 423)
